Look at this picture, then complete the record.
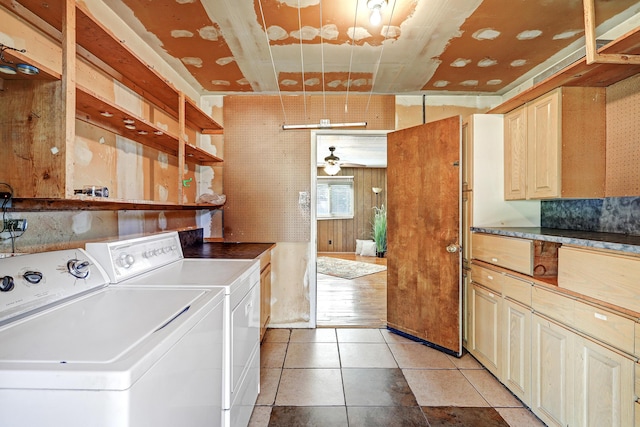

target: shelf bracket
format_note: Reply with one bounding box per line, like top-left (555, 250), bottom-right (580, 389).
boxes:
top-left (583, 0), bottom-right (640, 65)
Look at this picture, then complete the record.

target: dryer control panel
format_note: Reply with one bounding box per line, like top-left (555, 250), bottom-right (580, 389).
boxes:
top-left (86, 232), bottom-right (183, 283)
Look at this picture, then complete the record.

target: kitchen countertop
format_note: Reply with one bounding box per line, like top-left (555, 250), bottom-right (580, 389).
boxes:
top-left (471, 227), bottom-right (640, 254)
top-left (182, 242), bottom-right (275, 259)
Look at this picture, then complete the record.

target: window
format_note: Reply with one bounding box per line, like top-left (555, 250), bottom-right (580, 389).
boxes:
top-left (317, 176), bottom-right (354, 219)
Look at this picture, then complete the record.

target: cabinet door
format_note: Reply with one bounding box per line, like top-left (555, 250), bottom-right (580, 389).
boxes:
top-left (573, 335), bottom-right (634, 427)
top-left (531, 314), bottom-right (574, 427)
top-left (260, 264), bottom-right (272, 342)
top-left (504, 105), bottom-right (527, 200)
top-left (470, 283), bottom-right (501, 375)
top-left (527, 90), bottom-right (560, 199)
top-left (501, 299), bottom-right (531, 406)
top-left (462, 268), bottom-right (470, 348)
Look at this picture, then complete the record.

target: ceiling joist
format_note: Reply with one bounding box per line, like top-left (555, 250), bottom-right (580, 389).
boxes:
top-left (584, 0), bottom-right (640, 65)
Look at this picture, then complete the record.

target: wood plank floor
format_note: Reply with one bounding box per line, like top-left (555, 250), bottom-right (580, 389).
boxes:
top-left (316, 252), bottom-right (387, 328)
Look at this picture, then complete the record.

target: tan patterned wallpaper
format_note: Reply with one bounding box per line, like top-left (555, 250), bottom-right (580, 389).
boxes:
top-left (223, 95), bottom-right (395, 242)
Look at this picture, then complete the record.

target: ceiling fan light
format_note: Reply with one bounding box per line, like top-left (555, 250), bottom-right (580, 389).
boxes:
top-left (324, 163), bottom-right (341, 176)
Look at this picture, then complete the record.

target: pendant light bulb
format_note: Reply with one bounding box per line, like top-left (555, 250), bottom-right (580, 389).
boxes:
top-left (367, 0), bottom-right (387, 26)
top-left (370, 7), bottom-right (382, 25)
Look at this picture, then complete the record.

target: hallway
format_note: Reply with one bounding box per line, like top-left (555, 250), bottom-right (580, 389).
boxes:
top-left (249, 328), bottom-right (544, 427)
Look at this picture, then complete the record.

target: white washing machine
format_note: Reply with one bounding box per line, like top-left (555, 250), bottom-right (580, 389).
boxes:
top-left (86, 232), bottom-right (261, 427)
top-left (0, 248), bottom-right (225, 427)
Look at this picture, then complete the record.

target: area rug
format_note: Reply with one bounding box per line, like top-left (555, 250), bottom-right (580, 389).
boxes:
top-left (317, 256), bottom-right (387, 280)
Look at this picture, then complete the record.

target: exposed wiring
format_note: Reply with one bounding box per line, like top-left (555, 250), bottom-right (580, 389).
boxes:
top-left (297, 0), bottom-right (308, 120)
top-left (345, 0), bottom-right (361, 115)
top-left (0, 182), bottom-right (25, 253)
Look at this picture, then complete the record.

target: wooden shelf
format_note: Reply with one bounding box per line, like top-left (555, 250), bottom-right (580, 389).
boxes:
top-left (185, 144), bottom-right (223, 164)
top-left (10, 198), bottom-right (224, 211)
top-left (0, 50), bottom-right (60, 80)
top-left (185, 97), bottom-right (223, 134)
top-left (75, 5), bottom-right (180, 117)
top-left (490, 27), bottom-right (640, 114)
top-left (76, 86), bottom-right (181, 156)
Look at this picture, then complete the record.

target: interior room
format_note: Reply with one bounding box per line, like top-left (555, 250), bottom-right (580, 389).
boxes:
top-left (1, 1), bottom-right (640, 426)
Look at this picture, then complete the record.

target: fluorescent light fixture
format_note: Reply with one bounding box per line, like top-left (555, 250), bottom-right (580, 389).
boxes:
top-left (282, 119), bottom-right (367, 130)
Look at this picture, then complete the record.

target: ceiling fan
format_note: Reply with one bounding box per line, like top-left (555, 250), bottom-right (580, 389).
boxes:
top-left (322, 146), bottom-right (366, 175)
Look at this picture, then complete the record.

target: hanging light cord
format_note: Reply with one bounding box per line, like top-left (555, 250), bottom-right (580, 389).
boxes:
top-left (297, 0), bottom-right (308, 119)
top-left (319, 0), bottom-right (326, 118)
top-left (257, 0), bottom-right (288, 124)
top-left (365, 0), bottom-right (397, 116)
top-left (345, 0), bottom-right (361, 116)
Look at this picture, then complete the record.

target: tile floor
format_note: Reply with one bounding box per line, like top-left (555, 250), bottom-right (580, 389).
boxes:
top-left (249, 328), bottom-right (546, 427)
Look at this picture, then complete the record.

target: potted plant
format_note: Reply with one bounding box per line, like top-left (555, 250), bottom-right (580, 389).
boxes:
top-left (372, 204), bottom-right (387, 257)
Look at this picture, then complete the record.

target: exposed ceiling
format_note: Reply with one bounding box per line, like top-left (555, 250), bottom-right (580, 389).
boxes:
top-left (101, 0), bottom-right (640, 96)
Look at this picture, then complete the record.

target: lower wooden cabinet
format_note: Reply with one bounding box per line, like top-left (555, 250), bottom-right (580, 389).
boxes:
top-left (501, 299), bottom-right (531, 405)
top-left (531, 314), bottom-right (635, 427)
top-left (573, 335), bottom-right (634, 427)
top-left (470, 283), bottom-right (501, 376)
top-left (259, 252), bottom-right (272, 342)
top-left (531, 314), bottom-right (574, 427)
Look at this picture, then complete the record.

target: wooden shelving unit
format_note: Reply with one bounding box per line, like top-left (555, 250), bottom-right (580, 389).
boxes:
top-left (1, 0), bottom-right (225, 210)
top-left (0, 50), bottom-right (60, 80)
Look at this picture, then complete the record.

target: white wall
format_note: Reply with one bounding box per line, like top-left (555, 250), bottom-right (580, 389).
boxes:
top-left (471, 114), bottom-right (540, 227)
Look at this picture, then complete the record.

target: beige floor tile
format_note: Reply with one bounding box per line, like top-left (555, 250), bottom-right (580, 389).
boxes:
top-left (248, 406), bottom-right (271, 427)
top-left (403, 369), bottom-right (489, 407)
top-left (260, 342), bottom-right (288, 368)
top-left (462, 369), bottom-right (523, 408)
top-left (380, 329), bottom-right (421, 344)
top-left (336, 328), bottom-right (385, 343)
top-left (290, 328), bottom-right (337, 342)
top-left (275, 368), bottom-right (345, 406)
top-left (388, 343), bottom-right (458, 369)
top-left (256, 368), bottom-right (281, 406)
top-left (284, 342), bottom-right (340, 368)
top-left (448, 352), bottom-right (484, 369)
top-left (339, 343), bottom-right (398, 368)
top-left (264, 328), bottom-right (291, 343)
top-left (496, 408), bottom-right (546, 427)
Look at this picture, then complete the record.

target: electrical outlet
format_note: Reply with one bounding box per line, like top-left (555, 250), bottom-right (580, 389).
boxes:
top-left (3, 219), bottom-right (27, 232)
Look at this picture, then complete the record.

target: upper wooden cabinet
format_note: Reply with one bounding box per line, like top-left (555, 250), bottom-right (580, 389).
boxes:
top-left (0, 1), bottom-right (223, 209)
top-left (504, 87), bottom-right (606, 200)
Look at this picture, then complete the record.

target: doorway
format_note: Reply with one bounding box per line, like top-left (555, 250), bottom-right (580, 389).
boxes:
top-left (311, 131), bottom-right (389, 328)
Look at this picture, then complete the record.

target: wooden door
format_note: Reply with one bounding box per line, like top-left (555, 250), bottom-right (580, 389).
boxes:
top-left (387, 116), bottom-right (462, 356)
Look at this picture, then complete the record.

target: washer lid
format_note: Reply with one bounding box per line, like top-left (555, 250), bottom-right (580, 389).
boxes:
top-left (124, 259), bottom-right (258, 290)
top-left (0, 287), bottom-right (222, 390)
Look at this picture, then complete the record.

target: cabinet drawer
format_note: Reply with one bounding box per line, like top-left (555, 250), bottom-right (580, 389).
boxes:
top-left (532, 286), bottom-right (574, 326)
top-left (502, 274), bottom-right (532, 307)
top-left (472, 233), bottom-right (533, 275)
top-left (558, 246), bottom-right (640, 313)
top-left (470, 264), bottom-right (502, 293)
top-left (574, 301), bottom-right (634, 355)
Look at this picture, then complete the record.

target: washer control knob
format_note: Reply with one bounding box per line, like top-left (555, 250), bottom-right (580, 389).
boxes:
top-left (0, 276), bottom-right (14, 292)
top-left (67, 259), bottom-right (90, 279)
top-left (23, 271), bottom-right (43, 284)
top-left (117, 253), bottom-right (135, 269)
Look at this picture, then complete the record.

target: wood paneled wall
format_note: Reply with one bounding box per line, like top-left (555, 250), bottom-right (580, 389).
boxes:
top-left (317, 167), bottom-right (387, 252)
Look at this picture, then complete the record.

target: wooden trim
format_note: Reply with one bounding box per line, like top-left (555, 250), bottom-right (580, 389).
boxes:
top-left (62, 0), bottom-right (75, 199)
top-left (583, 0), bottom-right (640, 65)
